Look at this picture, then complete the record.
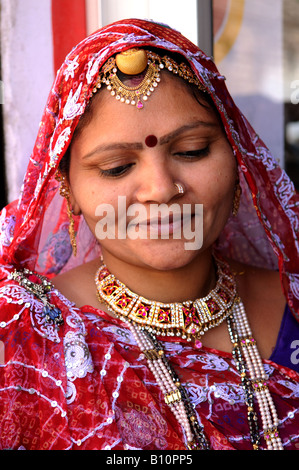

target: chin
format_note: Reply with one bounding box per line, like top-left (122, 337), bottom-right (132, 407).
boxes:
top-left (133, 240), bottom-right (200, 271)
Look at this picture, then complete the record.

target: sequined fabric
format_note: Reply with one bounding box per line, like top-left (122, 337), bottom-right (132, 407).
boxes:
top-left (0, 282), bottom-right (298, 450)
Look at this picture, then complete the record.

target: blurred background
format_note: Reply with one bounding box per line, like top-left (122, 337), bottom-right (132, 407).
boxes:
top-left (0, 0), bottom-right (298, 209)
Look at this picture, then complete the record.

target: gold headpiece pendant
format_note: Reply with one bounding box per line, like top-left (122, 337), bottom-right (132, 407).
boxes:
top-left (92, 48), bottom-right (204, 109)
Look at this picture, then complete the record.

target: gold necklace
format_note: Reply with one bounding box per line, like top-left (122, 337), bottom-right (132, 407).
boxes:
top-left (94, 258), bottom-right (284, 450)
top-left (95, 257), bottom-right (237, 343)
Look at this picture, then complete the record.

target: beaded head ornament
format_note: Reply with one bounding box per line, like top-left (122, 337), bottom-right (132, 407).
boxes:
top-left (92, 48), bottom-right (205, 109)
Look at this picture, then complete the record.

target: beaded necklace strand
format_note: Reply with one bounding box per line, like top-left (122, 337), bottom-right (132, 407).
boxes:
top-left (11, 261), bottom-right (283, 450)
top-left (228, 299), bottom-right (283, 450)
top-left (95, 260), bottom-right (283, 450)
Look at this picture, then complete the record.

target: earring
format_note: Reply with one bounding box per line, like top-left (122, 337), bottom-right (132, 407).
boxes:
top-left (59, 175), bottom-right (77, 256)
top-left (174, 182), bottom-right (185, 195)
top-left (232, 180), bottom-right (242, 216)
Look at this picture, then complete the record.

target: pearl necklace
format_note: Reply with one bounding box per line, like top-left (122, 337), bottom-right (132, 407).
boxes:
top-left (228, 300), bottom-right (283, 450)
top-left (95, 261), bottom-right (283, 450)
top-left (126, 320), bottom-right (210, 449)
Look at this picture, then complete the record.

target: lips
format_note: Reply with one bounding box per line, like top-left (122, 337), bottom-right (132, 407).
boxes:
top-left (135, 213), bottom-right (194, 236)
top-left (148, 213), bottom-right (179, 227)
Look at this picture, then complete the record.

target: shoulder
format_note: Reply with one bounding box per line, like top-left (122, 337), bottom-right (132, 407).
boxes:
top-left (228, 260), bottom-right (284, 305)
top-left (52, 259), bottom-right (101, 309)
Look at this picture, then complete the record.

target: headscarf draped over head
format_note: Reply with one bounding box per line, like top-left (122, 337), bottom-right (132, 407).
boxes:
top-left (0, 18), bottom-right (298, 319)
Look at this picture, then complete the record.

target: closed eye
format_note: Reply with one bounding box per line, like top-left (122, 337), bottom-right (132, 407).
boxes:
top-left (98, 146), bottom-right (210, 177)
top-left (175, 145), bottom-right (210, 159)
top-left (99, 163), bottom-right (134, 177)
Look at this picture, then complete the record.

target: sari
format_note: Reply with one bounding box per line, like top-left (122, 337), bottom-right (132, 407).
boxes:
top-left (0, 18), bottom-right (298, 451)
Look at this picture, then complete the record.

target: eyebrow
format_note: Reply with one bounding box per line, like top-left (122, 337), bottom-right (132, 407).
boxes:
top-left (82, 120), bottom-right (217, 160)
top-left (82, 142), bottom-right (143, 160)
top-left (159, 120), bottom-right (217, 145)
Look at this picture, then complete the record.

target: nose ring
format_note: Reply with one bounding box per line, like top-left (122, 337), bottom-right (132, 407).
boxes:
top-left (174, 182), bottom-right (185, 195)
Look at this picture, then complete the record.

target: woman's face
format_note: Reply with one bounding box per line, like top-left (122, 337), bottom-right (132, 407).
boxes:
top-left (68, 72), bottom-right (236, 271)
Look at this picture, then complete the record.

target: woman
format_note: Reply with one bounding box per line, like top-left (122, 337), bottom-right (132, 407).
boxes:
top-left (0, 19), bottom-right (298, 451)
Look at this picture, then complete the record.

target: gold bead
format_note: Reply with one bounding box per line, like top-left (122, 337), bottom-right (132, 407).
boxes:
top-left (115, 48), bottom-right (148, 75)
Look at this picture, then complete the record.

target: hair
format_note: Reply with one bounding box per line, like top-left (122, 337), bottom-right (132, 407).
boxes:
top-left (58, 50), bottom-right (217, 176)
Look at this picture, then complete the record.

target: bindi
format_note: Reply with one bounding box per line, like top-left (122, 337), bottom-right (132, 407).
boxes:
top-left (145, 135), bottom-right (158, 148)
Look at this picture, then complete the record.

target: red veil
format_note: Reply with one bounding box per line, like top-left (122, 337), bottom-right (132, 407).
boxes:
top-left (1, 19), bottom-right (298, 317)
top-left (0, 19), bottom-right (298, 451)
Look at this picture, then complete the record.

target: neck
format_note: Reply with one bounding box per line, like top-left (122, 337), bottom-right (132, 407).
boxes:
top-left (100, 248), bottom-right (216, 303)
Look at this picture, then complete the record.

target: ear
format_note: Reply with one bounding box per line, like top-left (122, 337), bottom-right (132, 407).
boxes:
top-left (68, 184), bottom-right (82, 216)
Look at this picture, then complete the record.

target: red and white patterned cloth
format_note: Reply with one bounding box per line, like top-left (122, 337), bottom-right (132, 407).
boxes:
top-left (0, 18), bottom-right (298, 450)
top-left (0, 285), bottom-right (298, 450)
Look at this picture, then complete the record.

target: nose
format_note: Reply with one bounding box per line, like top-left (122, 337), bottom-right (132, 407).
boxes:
top-left (134, 157), bottom-right (180, 204)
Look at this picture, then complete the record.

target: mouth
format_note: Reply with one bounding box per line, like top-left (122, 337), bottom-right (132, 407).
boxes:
top-left (147, 214), bottom-right (180, 233)
top-left (134, 213), bottom-right (195, 237)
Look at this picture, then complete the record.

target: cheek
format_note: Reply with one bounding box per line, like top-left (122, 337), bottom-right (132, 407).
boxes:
top-left (186, 148), bottom-right (236, 233)
top-left (215, 169), bottom-right (235, 199)
top-left (75, 182), bottom-right (98, 210)
top-left (69, 173), bottom-right (102, 221)
top-left (72, 177), bottom-right (125, 232)
top-left (190, 166), bottom-right (235, 205)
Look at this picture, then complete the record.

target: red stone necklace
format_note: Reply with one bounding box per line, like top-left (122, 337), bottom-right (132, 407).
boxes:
top-left (95, 256), bottom-right (237, 345)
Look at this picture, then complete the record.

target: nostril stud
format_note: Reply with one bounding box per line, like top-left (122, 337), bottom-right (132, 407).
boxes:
top-left (174, 182), bottom-right (185, 195)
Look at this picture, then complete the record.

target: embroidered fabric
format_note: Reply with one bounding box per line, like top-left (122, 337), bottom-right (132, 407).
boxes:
top-left (0, 285), bottom-right (298, 450)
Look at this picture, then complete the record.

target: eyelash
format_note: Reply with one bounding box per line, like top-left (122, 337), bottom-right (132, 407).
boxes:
top-left (99, 146), bottom-right (210, 178)
top-left (175, 145), bottom-right (210, 159)
top-left (99, 164), bottom-right (133, 177)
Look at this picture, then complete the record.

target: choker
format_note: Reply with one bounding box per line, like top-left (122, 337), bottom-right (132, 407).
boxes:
top-left (95, 256), bottom-right (237, 343)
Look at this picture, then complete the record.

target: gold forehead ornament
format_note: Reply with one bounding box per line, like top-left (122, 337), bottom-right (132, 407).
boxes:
top-left (92, 48), bottom-right (204, 109)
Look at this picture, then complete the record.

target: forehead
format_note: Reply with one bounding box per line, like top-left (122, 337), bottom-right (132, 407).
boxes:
top-left (75, 72), bottom-right (220, 144)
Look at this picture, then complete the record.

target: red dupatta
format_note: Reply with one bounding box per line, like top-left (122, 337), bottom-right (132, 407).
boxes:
top-left (0, 18), bottom-right (298, 452)
top-left (0, 18), bottom-right (298, 320)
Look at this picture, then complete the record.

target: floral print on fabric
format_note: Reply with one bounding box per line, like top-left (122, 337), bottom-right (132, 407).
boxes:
top-left (0, 285), bottom-right (298, 450)
top-left (0, 209), bottom-right (15, 255)
top-left (115, 404), bottom-right (169, 450)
